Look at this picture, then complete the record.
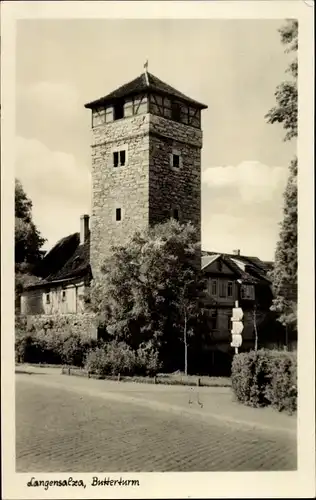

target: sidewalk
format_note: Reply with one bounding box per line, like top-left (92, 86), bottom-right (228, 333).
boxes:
top-left (16, 364), bottom-right (296, 436)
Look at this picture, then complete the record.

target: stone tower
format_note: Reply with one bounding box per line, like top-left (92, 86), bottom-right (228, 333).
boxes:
top-left (85, 70), bottom-right (207, 279)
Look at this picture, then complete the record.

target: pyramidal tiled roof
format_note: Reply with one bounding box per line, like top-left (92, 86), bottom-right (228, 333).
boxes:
top-left (85, 71), bottom-right (207, 110)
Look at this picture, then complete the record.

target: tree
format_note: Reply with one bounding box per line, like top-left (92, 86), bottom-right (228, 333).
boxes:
top-left (265, 20), bottom-right (298, 142)
top-left (15, 179), bottom-right (45, 310)
top-left (15, 179), bottom-right (46, 265)
top-left (266, 20), bottom-right (298, 333)
top-left (91, 220), bottom-right (207, 372)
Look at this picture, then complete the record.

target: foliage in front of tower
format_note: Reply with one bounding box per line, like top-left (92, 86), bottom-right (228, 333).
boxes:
top-left (265, 20), bottom-right (298, 332)
top-left (91, 220), bottom-right (208, 372)
top-left (15, 179), bottom-right (46, 311)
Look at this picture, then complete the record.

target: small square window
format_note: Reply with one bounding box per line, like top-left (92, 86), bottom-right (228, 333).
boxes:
top-left (116, 208), bottom-right (122, 221)
top-left (120, 150), bottom-right (126, 166)
top-left (113, 151), bottom-right (119, 168)
top-left (172, 154), bottom-right (180, 169)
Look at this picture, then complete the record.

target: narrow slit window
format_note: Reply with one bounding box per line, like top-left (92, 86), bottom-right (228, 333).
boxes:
top-left (172, 208), bottom-right (179, 221)
top-left (45, 293), bottom-right (50, 304)
top-left (172, 154), bottom-right (180, 169)
top-left (116, 208), bottom-right (122, 221)
top-left (211, 279), bottom-right (217, 296)
top-left (171, 102), bottom-right (181, 121)
top-left (120, 150), bottom-right (126, 166)
top-left (227, 281), bottom-right (233, 297)
top-left (113, 151), bottom-right (119, 167)
top-left (61, 290), bottom-right (66, 302)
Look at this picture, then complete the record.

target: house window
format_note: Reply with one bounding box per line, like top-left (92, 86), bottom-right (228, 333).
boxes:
top-left (219, 281), bottom-right (227, 298)
top-left (116, 208), bottom-right (122, 221)
top-left (172, 154), bottom-right (180, 169)
top-left (228, 315), bottom-right (232, 331)
top-left (227, 281), bottom-right (233, 297)
top-left (45, 293), bottom-right (50, 304)
top-left (61, 290), bottom-right (66, 302)
top-left (241, 285), bottom-right (254, 299)
top-left (209, 309), bottom-right (217, 330)
top-left (114, 101), bottom-right (124, 121)
top-left (211, 279), bottom-right (217, 296)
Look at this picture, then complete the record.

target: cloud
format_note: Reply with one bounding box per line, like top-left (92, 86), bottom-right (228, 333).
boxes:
top-left (201, 161), bottom-right (289, 259)
top-left (17, 81), bottom-right (81, 120)
top-left (15, 136), bottom-right (91, 249)
top-left (202, 160), bottom-right (288, 205)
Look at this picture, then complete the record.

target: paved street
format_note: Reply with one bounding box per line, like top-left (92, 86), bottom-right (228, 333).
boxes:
top-left (16, 367), bottom-right (297, 472)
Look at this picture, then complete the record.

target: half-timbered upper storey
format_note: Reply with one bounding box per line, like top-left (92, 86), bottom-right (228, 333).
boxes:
top-left (85, 71), bottom-right (207, 129)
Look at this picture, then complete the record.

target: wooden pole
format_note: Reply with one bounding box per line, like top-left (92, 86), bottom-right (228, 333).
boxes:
top-left (184, 311), bottom-right (188, 376)
top-left (254, 304), bottom-right (258, 351)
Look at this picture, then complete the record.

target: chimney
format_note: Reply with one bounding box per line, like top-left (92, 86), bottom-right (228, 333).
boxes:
top-left (233, 249), bottom-right (240, 256)
top-left (80, 214), bottom-right (90, 245)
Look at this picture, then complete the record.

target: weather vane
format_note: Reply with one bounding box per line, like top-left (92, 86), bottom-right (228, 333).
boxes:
top-left (144, 59), bottom-right (149, 85)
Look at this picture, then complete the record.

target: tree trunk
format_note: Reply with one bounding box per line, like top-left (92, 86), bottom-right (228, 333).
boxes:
top-left (184, 312), bottom-right (188, 376)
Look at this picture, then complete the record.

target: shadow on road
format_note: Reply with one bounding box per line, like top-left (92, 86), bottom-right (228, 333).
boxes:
top-left (15, 370), bottom-right (46, 376)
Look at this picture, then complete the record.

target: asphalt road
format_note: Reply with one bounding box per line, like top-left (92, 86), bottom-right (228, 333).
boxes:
top-left (16, 373), bottom-right (296, 472)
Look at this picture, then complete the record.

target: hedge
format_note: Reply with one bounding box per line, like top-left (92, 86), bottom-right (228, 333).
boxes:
top-left (15, 332), bottom-right (98, 367)
top-left (84, 340), bottom-right (161, 377)
top-left (231, 349), bottom-right (297, 414)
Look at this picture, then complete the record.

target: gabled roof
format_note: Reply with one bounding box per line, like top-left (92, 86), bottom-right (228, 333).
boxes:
top-left (84, 71), bottom-right (208, 110)
top-left (202, 251), bottom-right (272, 285)
top-left (25, 232), bottom-right (91, 290)
top-left (201, 254), bottom-right (220, 270)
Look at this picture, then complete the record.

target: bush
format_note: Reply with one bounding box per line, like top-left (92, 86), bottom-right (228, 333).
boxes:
top-left (59, 335), bottom-right (98, 367)
top-left (85, 341), bottom-right (137, 376)
top-left (15, 331), bottom-right (98, 367)
top-left (136, 341), bottom-right (161, 376)
top-left (231, 349), bottom-right (297, 414)
top-left (15, 334), bottom-right (42, 364)
top-left (264, 350), bottom-right (297, 413)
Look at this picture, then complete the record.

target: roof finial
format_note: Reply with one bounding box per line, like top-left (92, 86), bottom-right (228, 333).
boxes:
top-left (144, 59), bottom-right (149, 85)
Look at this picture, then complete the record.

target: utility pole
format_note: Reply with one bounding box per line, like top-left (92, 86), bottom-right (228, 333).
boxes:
top-left (253, 303), bottom-right (258, 351)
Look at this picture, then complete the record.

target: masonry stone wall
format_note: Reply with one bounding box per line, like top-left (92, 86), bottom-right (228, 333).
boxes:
top-left (19, 313), bottom-right (97, 340)
top-left (148, 114), bottom-right (202, 243)
top-left (90, 111), bottom-right (203, 279)
top-left (91, 114), bottom-right (150, 279)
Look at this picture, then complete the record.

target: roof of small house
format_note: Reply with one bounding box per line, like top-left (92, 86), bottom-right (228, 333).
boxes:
top-left (84, 71), bottom-right (208, 110)
top-left (25, 232), bottom-right (91, 290)
top-left (201, 251), bottom-right (272, 285)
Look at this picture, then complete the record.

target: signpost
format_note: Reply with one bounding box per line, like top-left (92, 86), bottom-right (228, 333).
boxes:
top-left (230, 301), bottom-right (243, 354)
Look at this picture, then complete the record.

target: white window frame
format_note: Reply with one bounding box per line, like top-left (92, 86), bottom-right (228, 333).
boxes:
top-left (111, 144), bottom-right (129, 168)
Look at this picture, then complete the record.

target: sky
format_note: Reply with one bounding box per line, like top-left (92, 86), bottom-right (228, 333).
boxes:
top-left (15, 19), bottom-right (296, 260)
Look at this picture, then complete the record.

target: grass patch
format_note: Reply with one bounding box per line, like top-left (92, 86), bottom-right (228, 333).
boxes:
top-left (61, 367), bottom-right (231, 387)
